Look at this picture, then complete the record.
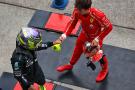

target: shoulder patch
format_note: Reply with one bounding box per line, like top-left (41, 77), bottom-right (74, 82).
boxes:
top-left (71, 8), bottom-right (79, 20)
top-left (91, 8), bottom-right (105, 19)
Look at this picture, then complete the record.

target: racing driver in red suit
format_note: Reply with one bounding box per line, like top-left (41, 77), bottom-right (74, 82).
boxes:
top-left (55, 0), bottom-right (113, 82)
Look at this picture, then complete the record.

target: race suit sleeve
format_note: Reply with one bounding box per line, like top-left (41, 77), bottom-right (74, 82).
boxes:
top-left (92, 8), bottom-right (113, 41)
top-left (11, 54), bottom-right (31, 89)
top-left (64, 8), bottom-right (79, 36)
top-left (36, 42), bottom-right (53, 50)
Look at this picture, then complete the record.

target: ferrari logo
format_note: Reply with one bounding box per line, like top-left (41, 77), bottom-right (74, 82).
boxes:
top-left (90, 18), bottom-right (94, 23)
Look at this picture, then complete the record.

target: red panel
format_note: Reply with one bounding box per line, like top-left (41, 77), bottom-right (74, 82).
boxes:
top-left (14, 82), bottom-right (54, 90)
top-left (45, 13), bottom-right (80, 35)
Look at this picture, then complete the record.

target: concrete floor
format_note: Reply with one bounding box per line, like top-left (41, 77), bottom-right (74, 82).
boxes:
top-left (0, 0), bottom-right (135, 90)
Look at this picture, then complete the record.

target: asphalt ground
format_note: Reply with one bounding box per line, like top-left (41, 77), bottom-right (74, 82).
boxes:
top-left (0, 0), bottom-right (135, 90)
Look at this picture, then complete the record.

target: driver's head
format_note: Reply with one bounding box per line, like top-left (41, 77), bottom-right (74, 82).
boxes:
top-left (75, 0), bottom-right (92, 15)
top-left (16, 27), bottom-right (42, 50)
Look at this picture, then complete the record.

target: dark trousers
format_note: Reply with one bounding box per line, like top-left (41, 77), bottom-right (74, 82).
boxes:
top-left (20, 62), bottom-right (45, 90)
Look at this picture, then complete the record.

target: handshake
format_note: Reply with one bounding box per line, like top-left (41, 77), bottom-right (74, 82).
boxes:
top-left (52, 34), bottom-right (67, 52)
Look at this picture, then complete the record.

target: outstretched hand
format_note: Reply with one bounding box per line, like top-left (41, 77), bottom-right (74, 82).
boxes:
top-left (53, 39), bottom-right (62, 45)
top-left (53, 33), bottom-right (67, 45)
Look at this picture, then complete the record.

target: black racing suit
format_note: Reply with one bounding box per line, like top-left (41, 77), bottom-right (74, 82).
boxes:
top-left (11, 42), bottom-right (53, 90)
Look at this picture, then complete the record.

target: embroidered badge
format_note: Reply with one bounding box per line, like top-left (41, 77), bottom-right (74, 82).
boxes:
top-left (90, 18), bottom-right (94, 23)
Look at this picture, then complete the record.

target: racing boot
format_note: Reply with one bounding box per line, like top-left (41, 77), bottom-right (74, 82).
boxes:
top-left (96, 55), bottom-right (109, 82)
top-left (56, 63), bottom-right (73, 72)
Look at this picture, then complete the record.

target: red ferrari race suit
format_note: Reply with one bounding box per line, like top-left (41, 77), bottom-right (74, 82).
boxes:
top-left (57, 7), bottom-right (113, 82)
